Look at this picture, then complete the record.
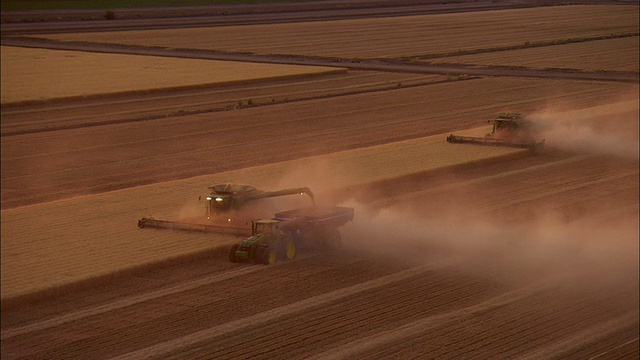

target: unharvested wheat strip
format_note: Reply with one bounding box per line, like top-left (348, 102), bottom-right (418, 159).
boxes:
top-left (109, 259), bottom-right (458, 360)
top-left (1, 132), bottom-right (524, 300)
top-left (0, 265), bottom-right (262, 340)
top-left (0, 46), bottom-right (343, 104)
top-left (305, 277), bottom-right (561, 360)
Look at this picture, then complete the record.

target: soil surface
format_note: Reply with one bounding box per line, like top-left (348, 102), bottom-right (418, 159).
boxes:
top-left (1, 1), bottom-right (638, 359)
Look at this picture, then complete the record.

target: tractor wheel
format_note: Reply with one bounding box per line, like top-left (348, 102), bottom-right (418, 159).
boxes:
top-left (254, 246), bottom-right (266, 264)
top-left (280, 239), bottom-right (297, 261)
top-left (261, 247), bottom-right (277, 265)
top-left (228, 244), bottom-right (240, 263)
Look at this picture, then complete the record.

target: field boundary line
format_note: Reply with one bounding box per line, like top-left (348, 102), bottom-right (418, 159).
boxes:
top-left (3, 37), bottom-right (638, 84)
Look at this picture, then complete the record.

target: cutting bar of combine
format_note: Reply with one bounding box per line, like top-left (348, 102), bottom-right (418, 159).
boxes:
top-left (137, 217), bottom-right (252, 237)
top-left (446, 134), bottom-right (545, 153)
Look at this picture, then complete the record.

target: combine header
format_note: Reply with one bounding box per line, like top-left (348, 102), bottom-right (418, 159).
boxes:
top-left (447, 113), bottom-right (545, 153)
top-left (137, 217), bottom-right (251, 236)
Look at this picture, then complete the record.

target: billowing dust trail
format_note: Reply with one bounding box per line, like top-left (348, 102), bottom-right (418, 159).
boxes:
top-left (532, 90), bottom-right (639, 159)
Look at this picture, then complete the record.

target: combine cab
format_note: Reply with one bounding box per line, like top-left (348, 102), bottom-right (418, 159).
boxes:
top-left (202, 184), bottom-right (315, 219)
top-left (447, 113), bottom-right (545, 153)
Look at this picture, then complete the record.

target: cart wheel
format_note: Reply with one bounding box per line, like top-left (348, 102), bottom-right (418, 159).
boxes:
top-left (281, 239), bottom-right (296, 261)
top-left (262, 247), bottom-right (277, 265)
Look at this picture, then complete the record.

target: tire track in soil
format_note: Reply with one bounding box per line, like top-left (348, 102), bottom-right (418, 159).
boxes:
top-left (305, 277), bottom-right (560, 360)
top-left (0, 254), bottom-right (413, 359)
top-left (472, 169), bottom-right (639, 215)
top-left (461, 297), bottom-right (627, 358)
top-left (340, 282), bottom-right (637, 359)
top-left (585, 333), bottom-right (639, 360)
top-left (0, 265), bottom-right (263, 340)
top-left (108, 258), bottom-right (458, 360)
top-left (518, 310), bottom-right (638, 360)
top-left (454, 282), bottom-right (635, 358)
top-left (185, 266), bottom-right (499, 359)
top-left (0, 72), bottom-right (443, 136)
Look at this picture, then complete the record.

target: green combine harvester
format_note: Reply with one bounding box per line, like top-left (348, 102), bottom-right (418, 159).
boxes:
top-left (447, 113), bottom-right (545, 154)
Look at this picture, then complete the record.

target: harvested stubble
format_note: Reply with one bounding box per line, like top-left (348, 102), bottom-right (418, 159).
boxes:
top-left (38, 5), bottom-right (639, 59)
top-left (0, 46), bottom-right (344, 104)
top-left (427, 36), bottom-right (640, 73)
top-left (0, 131), bottom-right (526, 304)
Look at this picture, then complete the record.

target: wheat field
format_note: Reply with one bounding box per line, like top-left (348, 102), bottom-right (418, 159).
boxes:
top-left (0, 46), bottom-right (343, 104)
top-left (0, 130), bottom-right (526, 300)
top-left (427, 36), bottom-right (639, 72)
top-left (39, 5), bottom-right (638, 59)
top-left (2, 3), bottom-right (637, 303)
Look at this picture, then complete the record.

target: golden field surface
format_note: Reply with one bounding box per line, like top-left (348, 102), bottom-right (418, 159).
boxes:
top-left (428, 36), bottom-right (640, 72)
top-left (0, 133), bottom-right (525, 300)
top-left (40, 5), bottom-right (638, 60)
top-left (0, 46), bottom-right (342, 104)
top-left (1, 2), bottom-right (638, 359)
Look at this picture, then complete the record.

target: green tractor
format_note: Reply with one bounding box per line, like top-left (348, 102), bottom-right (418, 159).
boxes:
top-left (228, 219), bottom-right (297, 265)
top-left (228, 205), bottom-right (354, 265)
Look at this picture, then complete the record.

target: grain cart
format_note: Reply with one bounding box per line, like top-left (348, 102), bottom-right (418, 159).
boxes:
top-left (228, 205), bottom-right (354, 265)
top-left (447, 113), bottom-right (545, 153)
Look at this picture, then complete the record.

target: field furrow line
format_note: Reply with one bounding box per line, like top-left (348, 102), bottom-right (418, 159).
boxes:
top-left (304, 277), bottom-right (559, 360)
top-left (474, 169), bottom-right (639, 215)
top-left (467, 300), bottom-right (614, 358)
top-left (108, 258), bottom-right (457, 360)
top-left (370, 154), bottom-right (591, 209)
top-left (1, 74), bottom-right (444, 136)
top-left (585, 334), bottom-right (640, 360)
top-left (448, 291), bottom-right (591, 357)
top-left (181, 270), bottom-right (497, 359)
top-left (0, 265), bottom-right (262, 340)
top-left (518, 310), bottom-right (639, 360)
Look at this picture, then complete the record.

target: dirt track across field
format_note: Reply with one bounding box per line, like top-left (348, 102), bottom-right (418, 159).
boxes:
top-left (1, 1), bottom-right (638, 359)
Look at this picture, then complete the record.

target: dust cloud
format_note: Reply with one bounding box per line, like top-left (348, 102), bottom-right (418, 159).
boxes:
top-left (529, 89), bottom-right (639, 159)
top-left (172, 89), bottom-right (638, 291)
top-left (341, 199), bottom-right (638, 289)
top-left (337, 90), bottom-right (639, 288)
